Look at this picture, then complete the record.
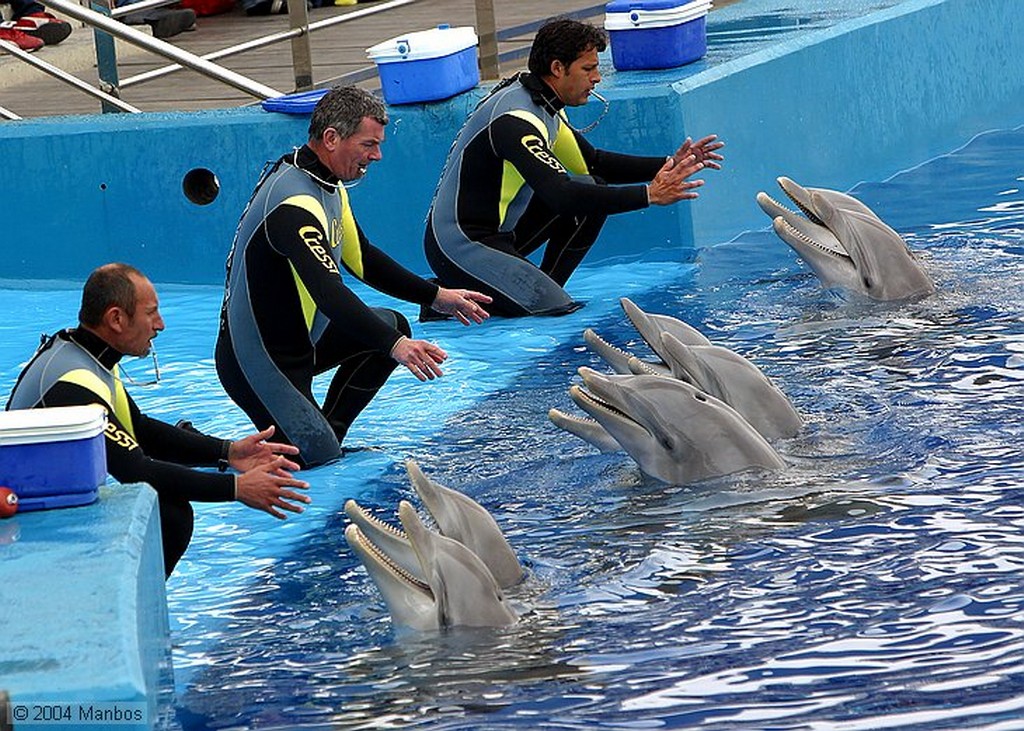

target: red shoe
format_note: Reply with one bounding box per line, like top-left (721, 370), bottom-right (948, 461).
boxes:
top-left (12, 12), bottom-right (72, 46)
top-left (0, 24), bottom-right (45, 52)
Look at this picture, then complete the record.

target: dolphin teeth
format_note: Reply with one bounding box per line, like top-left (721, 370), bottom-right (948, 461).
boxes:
top-left (585, 328), bottom-right (633, 358)
top-left (348, 525), bottom-right (431, 593)
top-left (347, 501), bottom-right (407, 539)
top-left (777, 218), bottom-right (851, 259)
top-left (575, 386), bottom-right (635, 423)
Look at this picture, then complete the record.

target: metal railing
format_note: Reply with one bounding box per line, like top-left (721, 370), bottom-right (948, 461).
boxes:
top-left (1, 0), bottom-right (495, 115)
top-left (0, 0), bottom-right (604, 118)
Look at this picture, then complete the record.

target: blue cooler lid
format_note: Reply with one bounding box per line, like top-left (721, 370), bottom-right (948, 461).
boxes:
top-left (606, 0), bottom-right (688, 10)
top-left (261, 88), bottom-right (330, 115)
top-left (605, 0), bottom-right (710, 30)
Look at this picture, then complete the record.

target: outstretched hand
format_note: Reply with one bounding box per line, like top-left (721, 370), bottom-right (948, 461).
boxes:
top-left (235, 459), bottom-right (311, 520)
top-left (647, 154), bottom-right (704, 206)
top-left (672, 134), bottom-right (725, 171)
top-left (229, 425), bottom-right (301, 473)
top-left (431, 287), bottom-right (493, 325)
top-left (391, 336), bottom-right (448, 381)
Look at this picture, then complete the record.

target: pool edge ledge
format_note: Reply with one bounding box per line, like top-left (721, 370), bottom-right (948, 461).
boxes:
top-left (0, 484), bottom-right (172, 731)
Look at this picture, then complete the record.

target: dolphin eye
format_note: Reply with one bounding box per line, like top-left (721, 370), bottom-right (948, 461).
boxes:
top-left (693, 392), bottom-right (708, 402)
top-left (863, 276), bottom-right (872, 289)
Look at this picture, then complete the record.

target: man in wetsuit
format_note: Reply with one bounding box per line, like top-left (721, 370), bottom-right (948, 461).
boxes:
top-left (6, 263), bottom-right (311, 577)
top-left (216, 85), bottom-right (492, 467)
top-left (424, 18), bottom-right (725, 317)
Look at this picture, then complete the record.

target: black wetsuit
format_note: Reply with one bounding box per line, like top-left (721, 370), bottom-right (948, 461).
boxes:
top-left (6, 328), bottom-right (235, 577)
top-left (216, 145), bottom-right (438, 467)
top-left (425, 73), bottom-right (666, 317)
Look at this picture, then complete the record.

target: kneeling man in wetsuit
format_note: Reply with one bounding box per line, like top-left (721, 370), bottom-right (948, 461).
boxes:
top-left (424, 18), bottom-right (724, 317)
top-left (216, 85), bottom-right (491, 467)
top-left (6, 263), bottom-right (311, 577)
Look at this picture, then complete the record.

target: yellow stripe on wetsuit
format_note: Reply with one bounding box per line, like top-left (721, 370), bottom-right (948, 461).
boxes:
top-left (283, 190), bottom-right (363, 333)
top-left (58, 366), bottom-right (136, 438)
top-left (498, 110), bottom-right (590, 226)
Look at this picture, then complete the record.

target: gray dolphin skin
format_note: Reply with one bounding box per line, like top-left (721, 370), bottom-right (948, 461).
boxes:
top-left (654, 333), bottom-right (803, 440)
top-left (620, 296), bottom-right (711, 361)
top-left (757, 176), bottom-right (935, 301)
top-left (547, 406), bottom-right (624, 453)
top-left (344, 502), bottom-right (518, 631)
top-left (567, 367), bottom-right (786, 484)
top-left (345, 460), bottom-right (524, 590)
top-left (405, 460), bottom-right (524, 588)
top-left (583, 298), bottom-right (711, 376)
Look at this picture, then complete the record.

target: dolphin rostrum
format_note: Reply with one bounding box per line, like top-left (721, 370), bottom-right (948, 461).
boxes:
top-left (584, 297), bottom-right (710, 376)
top-left (563, 367), bottom-right (786, 484)
top-left (757, 176), bottom-right (935, 301)
top-left (649, 333), bottom-right (803, 440)
top-left (345, 501), bottom-right (518, 631)
top-left (345, 460), bottom-right (524, 590)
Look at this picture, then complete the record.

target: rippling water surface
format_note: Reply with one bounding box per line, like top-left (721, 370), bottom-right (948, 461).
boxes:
top-left (1, 126), bottom-right (1022, 730)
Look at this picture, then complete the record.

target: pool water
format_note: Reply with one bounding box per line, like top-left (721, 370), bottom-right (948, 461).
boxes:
top-left (2, 124), bottom-right (1023, 730)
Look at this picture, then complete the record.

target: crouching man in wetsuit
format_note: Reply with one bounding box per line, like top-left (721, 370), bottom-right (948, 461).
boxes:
top-left (215, 85), bottom-right (492, 467)
top-left (5, 263), bottom-right (311, 577)
top-left (424, 18), bottom-right (725, 317)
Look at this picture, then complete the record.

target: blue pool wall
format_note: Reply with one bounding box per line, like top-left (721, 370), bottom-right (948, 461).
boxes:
top-left (1, 0), bottom-right (1022, 285)
top-left (2, 0), bottom-right (1024, 724)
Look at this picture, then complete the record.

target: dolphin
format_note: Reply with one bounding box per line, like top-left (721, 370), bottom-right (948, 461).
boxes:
top-left (547, 406), bottom-right (624, 453)
top-left (584, 299), bottom-right (710, 376)
top-left (757, 176), bottom-right (935, 301)
top-left (406, 460), bottom-right (524, 588)
top-left (565, 367), bottom-right (786, 484)
top-left (648, 332), bottom-right (803, 440)
top-left (345, 501), bottom-right (518, 631)
top-left (344, 460), bottom-right (524, 589)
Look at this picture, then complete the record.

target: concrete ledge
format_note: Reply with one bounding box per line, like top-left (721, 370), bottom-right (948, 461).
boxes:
top-left (0, 484), bottom-right (170, 731)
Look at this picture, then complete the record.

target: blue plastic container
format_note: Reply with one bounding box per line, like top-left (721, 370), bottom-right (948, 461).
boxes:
top-left (366, 25), bottom-right (479, 105)
top-left (0, 405), bottom-right (108, 512)
top-left (605, 0), bottom-right (711, 71)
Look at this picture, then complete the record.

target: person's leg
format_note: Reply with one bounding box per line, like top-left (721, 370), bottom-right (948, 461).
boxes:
top-left (215, 328), bottom-right (340, 467)
top-left (424, 220), bottom-right (580, 318)
top-left (314, 309), bottom-right (409, 443)
top-left (512, 187), bottom-right (609, 287)
top-left (158, 495), bottom-right (194, 578)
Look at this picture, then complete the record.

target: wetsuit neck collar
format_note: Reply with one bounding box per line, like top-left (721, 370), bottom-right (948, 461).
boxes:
top-left (521, 72), bottom-right (566, 115)
top-left (69, 327), bottom-right (124, 370)
top-left (293, 144), bottom-right (341, 191)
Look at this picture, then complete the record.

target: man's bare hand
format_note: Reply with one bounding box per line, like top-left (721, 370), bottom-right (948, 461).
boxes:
top-left (672, 134), bottom-right (725, 171)
top-left (391, 336), bottom-right (447, 381)
top-left (430, 288), bottom-right (492, 325)
top-left (647, 154), bottom-right (705, 206)
top-left (235, 459), bottom-right (311, 520)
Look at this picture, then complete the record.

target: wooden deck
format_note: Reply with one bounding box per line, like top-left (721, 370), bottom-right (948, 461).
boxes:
top-left (1, 0), bottom-right (742, 119)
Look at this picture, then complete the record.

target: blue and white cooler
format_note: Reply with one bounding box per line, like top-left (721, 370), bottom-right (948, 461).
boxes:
top-left (367, 24), bottom-right (479, 106)
top-left (0, 404), bottom-right (108, 512)
top-left (605, 0), bottom-right (712, 71)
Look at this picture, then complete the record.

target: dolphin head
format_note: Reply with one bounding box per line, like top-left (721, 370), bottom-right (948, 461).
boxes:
top-left (344, 501), bottom-right (519, 631)
top-left (398, 501), bottom-right (519, 629)
top-left (344, 522), bottom-right (437, 631)
top-left (757, 176), bottom-right (935, 301)
top-left (657, 333), bottom-right (803, 440)
top-left (405, 460), bottom-right (524, 588)
top-left (568, 367), bottom-right (785, 484)
top-left (620, 297), bottom-right (711, 363)
top-left (548, 406), bottom-right (623, 453)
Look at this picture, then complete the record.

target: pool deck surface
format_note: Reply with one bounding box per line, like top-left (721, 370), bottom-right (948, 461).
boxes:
top-left (1, 0), bottom-right (741, 119)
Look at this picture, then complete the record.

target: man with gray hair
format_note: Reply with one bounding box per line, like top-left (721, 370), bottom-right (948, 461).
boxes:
top-left (216, 86), bottom-right (491, 467)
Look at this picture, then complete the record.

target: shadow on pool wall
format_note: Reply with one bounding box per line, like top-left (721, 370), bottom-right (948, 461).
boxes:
top-left (1, 0), bottom-right (1024, 726)
top-left (0, 0), bottom-right (1021, 286)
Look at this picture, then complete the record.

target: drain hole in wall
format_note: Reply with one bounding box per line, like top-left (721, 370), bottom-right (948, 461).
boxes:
top-left (183, 168), bottom-right (220, 205)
